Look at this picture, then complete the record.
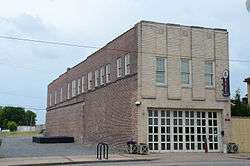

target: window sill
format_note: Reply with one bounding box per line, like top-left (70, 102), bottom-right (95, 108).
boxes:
top-left (156, 83), bottom-right (167, 87)
top-left (182, 84), bottom-right (192, 88)
top-left (205, 86), bottom-right (215, 89)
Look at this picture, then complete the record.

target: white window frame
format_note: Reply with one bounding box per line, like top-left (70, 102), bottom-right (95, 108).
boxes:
top-left (117, 58), bottom-right (122, 78)
top-left (155, 57), bottom-right (167, 85)
top-left (77, 78), bottom-right (81, 95)
top-left (67, 83), bottom-right (70, 99)
top-left (95, 69), bottom-right (100, 87)
top-left (106, 64), bottom-right (111, 83)
top-left (54, 91), bottom-right (57, 104)
top-left (81, 76), bottom-right (85, 93)
top-left (60, 87), bottom-right (63, 102)
top-left (49, 93), bottom-right (52, 106)
top-left (88, 72), bottom-right (92, 90)
top-left (125, 54), bottom-right (130, 75)
top-left (100, 66), bottom-right (105, 85)
top-left (205, 61), bottom-right (215, 88)
top-left (180, 59), bottom-right (192, 87)
top-left (72, 80), bottom-right (76, 97)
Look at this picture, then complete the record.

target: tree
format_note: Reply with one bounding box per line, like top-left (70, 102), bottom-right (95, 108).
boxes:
top-left (0, 106), bottom-right (37, 129)
top-left (7, 121), bottom-right (17, 131)
top-left (231, 89), bottom-right (250, 116)
top-left (25, 110), bottom-right (36, 126)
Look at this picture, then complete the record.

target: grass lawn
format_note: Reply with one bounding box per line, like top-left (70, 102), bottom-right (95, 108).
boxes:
top-left (0, 131), bottom-right (40, 137)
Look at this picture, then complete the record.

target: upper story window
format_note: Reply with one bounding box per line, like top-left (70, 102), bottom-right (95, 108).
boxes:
top-left (205, 61), bottom-right (214, 87)
top-left (72, 80), bottom-right (76, 97)
top-left (106, 64), bottom-right (111, 83)
top-left (117, 58), bottom-right (122, 78)
top-left (82, 76), bottom-right (85, 93)
top-left (125, 54), bottom-right (130, 75)
top-left (67, 83), bottom-right (70, 99)
top-left (156, 57), bottom-right (166, 85)
top-left (100, 66), bottom-right (105, 85)
top-left (60, 87), bottom-right (63, 102)
top-left (77, 78), bottom-right (81, 95)
top-left (49, 93), bottom-right (52, 106)
top-left (54, 91), bottom-right (57, 104)
top-left (95, 69), bottom-right (100, 87)
top-left (181, 59), bottom-right (191, 86)
top-left (88, 72), bottom-right (92, 90)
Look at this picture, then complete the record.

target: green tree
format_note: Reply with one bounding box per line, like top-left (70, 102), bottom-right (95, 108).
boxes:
top-left (7, 121), bottom-right (17, 131)
top-left (231, 89), bottom-right (250, 116)
top-left (25, 110), bottom-right (36, 126)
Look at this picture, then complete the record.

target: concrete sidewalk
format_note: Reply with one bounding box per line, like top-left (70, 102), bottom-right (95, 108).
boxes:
top-left (0, 154), bottom-right (157, 166)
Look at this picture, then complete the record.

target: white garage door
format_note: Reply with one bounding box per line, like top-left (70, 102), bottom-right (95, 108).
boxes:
top-left (148, 109), bottom-right (221, 152)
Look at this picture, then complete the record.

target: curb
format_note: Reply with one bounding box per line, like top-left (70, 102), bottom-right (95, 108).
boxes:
top-left (9, 158), bottom-right (158, 166)
top-left (228, 156), bottom-right (250, 160)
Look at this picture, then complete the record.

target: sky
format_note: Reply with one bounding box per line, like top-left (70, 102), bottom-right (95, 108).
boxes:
top-left (0, 0), bottom-right (249, 124)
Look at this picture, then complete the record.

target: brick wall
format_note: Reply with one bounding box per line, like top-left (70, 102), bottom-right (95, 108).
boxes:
top-left (46, 25), bottom-right (139, 148)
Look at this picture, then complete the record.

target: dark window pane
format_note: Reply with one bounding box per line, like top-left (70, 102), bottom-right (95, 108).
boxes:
top-left (190, 119), bottom-right (194, 125)
top-left (161, 135), bottom-right (165, 142)
top-left (149, 135), bottom-right (153, 142)
top-left (154, 118), bottom-right (158, 125)
top-left (154, 135), bottom-right (158, 142)
top-left (214, 135), bottom-right (218, 142)
top-left (161, 127), bottom-right (165, 133)
top-left (149, 126), bottom-right (153, 133)
top-left (197, 119), bottom-right (201, 126)
top-left (149, 118), bottom-right (153, 125)
top-left (179, 135), bottom-right (183, 141)
top-left (179, 143), bottom-right (183, 150)
top-left (197, 127), bottom-right (201, 134)
top-left (154, 127), bottom-right (158, 133)
top-left (161, 111), bottom-right (165, 117)
top-left (186, 119), bottom-right (189, 125)
top-left (209, 120), bottom-right (212, 126)
top-left (214, 143), bottom-right (218, 150)
top-left (154, 143), bottom-right (158, 150)
top-left (179, 127), bottom-right (183, 133)
top-left (209, 135), bottom-right (213, 142)
top-left (178, 111), bottom-right (182, 117)
top-left (186, 135), bottom-right (190, 141)
top-left (167, 143), bottom-right (171, 150)
top-left (149, 143), bottom-right (153, 150)
top-left (167, 135), bottom-right (171, 141)
top-left (191, 143), bottom-right (195, 150)
top-left (186, 143), bottom-right (190, 150)
top-left (174, 143), bottom-right (178, 150)
top-left (202, 112), bottom-right (206, 118)
top-left (185, 111), bottom-right (189, 117)
top-left (202, 127), bottom-right (206, 134)
top-left (174, 135), bottom-right (178, 141)
top-left (174, 111), bottom-right (177, 117)
top-left (174, 119), bottom-right (177, 125)
top-left (197, 135), bottom-right (201, 141)
top-left (209, 143), bottom-right (213, 150)
top-left (208, 112), bottom-right (212, 118)
top-left (191, 127), bottom-right (194, 134)
top-left (213, 120), bottom-right (217, 126)
top-left (214, 128), bottom-right (218, 134)
top-left (166, 111), bottom-right (170, 117)
top-left (197, 112), bottom-right (201, 118)
top-left (190, 111), bottom-right (194, 117)
top-left (174, 127), bottom-right (177, 133)
top-left (161, 118), bottom-right (165, 125)
top-left (161, 143), bottom-right (165, 150)
top-left (166, 119), bottom-right (170, 125)
top-left (202, 120), bottom-right (206, 126)
top-left (213, 112), bottom-right (217, 118)
top-left (191, 135), bottom-right (194, 141)
top-left (198, 143), bottom-right (202, 150)
top-left (185, 127), bottom-right (189, 133)
top-left (209, 127), bottom-right (213, 134)
top-left (148, 110), bottom-right (153, 117)
top-left (167, 127), bottom-right (170, 133)
top-left (179, 119), bottom-right (183, 125)
top-left (154, 110), bottom-right (158, 117)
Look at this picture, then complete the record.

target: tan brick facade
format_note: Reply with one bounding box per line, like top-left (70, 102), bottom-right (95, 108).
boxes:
top-left (46, 21), bottom-right (231, 152)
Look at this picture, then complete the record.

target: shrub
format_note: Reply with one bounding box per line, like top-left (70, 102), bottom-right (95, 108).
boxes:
top-left (7, 121), bottom-right (17, 132)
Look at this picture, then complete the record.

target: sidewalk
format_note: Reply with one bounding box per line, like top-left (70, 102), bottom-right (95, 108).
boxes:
top-left (0, 154), bottom-right (158, 166)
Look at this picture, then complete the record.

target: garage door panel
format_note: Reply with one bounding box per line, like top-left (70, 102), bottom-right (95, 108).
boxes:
top-left (148, 109), bottom-right (221, 152)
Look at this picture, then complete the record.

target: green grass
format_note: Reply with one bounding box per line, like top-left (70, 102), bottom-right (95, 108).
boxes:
top-left (0, 131), bottom-right (40, 137)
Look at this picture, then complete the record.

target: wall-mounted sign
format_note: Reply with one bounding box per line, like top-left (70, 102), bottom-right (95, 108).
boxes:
top-left (222, 69), bottom-right (230, 97)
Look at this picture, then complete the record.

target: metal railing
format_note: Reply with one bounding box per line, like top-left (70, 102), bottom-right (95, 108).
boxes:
top-left (96, 142), bottom-right (109, 160)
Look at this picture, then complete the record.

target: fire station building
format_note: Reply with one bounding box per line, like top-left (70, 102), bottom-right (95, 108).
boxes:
top-left (46, 20), bottom-right (231, 152)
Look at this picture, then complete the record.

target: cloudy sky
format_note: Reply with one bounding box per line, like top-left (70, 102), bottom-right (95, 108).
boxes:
top-left (0, 0), bottom-right (249, 124)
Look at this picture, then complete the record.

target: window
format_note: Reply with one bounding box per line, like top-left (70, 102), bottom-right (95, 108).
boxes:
top-left (156, 57), bottom-right (166, 84)
top-left (60, 87), bottom-right (63, 102)
top-left (181, 59), bottom-right (191, 86)
top-left (67, 83), bottom-right (70, 99)
top-left (88, 72), bottom-right (92, 90)
top-left (49, 93), bottom-right (52, 106)
top-left (81, 76), bottom-right (85, 93)
top-left (125, 54), bottom-right (130, 75)
top-left (117, 58), bottom-right (122, 78)
top-left (77, 78), bottom-right (81, 95)
top-left (54, 91), bottom-right (57, 104)
top-left (106, 64), bottom-right (111, 83)
top-left (72, 80), bottom-right (76, 97)
top-left (95, 70), bottom-right (100, 87)
top-left (100, 66), bottom-right (105, 85)
top-left (205, 62), bottom-right (214, 87)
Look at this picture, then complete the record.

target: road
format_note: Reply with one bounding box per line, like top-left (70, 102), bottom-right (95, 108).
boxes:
top-left (53, 158), bottom-right (250, 166)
